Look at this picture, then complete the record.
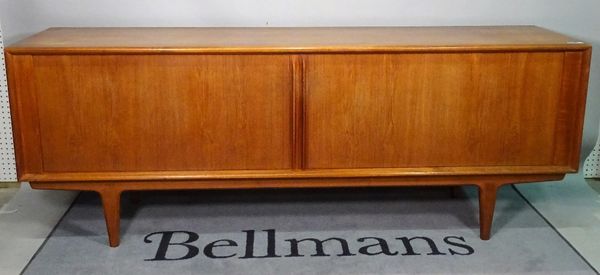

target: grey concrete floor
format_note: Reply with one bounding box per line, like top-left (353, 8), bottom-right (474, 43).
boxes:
top-left (586, 178), bottom-right (600, 194)
top-left (0, 183), bottom-right (18, 210)
top-left (0, 178), bottom-right (599, 274)
top-left (0, 183), bottom-right (77, 274)
top-left (516, 175), bottom-right (600, 273)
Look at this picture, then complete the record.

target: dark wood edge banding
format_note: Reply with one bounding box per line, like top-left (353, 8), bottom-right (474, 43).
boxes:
top-left (291, 55), bottom-right (305, 169)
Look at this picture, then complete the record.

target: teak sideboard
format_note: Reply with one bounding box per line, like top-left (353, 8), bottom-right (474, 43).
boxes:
top-left (4, 26), bottom-right (592, 247)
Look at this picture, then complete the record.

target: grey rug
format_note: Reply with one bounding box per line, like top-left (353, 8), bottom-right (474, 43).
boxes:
top-left (24, 185), bottom-right (595, 275)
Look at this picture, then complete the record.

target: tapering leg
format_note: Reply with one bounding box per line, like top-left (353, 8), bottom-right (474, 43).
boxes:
top-left (99, 189), bottom-right (122, 247)
top-left (478, 183), bottom-right (499, 240)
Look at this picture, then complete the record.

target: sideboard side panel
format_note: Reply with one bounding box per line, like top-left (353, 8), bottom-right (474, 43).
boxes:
top-left (5, 53), bottom-right (44, 179)
top-left (30, 54), bottom-right (293, 172)
top-left (552, 49), bottom-right (592, 170)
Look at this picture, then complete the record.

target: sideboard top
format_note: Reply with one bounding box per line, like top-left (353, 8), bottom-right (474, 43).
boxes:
top-left (6, 26), bottom-right (590, 54)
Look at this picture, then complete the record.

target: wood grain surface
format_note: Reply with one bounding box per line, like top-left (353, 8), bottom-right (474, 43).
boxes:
top-left (4, 26), bottom-right (592, 245)
top-left (5, 26), bottom-right (589, 54)
top-left (22, 54), bottom-right (293, 173)
top-left (304, 52), bottom-right (568, 168)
